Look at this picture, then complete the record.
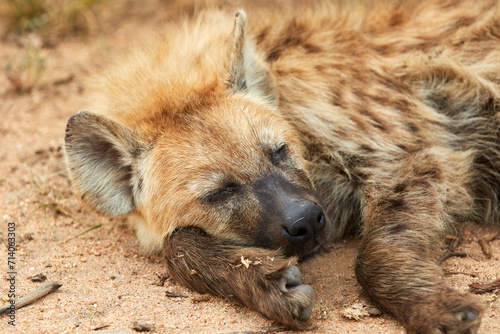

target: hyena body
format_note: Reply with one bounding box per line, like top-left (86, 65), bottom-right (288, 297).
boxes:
top-left (65, 0), bottom-right (500, 332)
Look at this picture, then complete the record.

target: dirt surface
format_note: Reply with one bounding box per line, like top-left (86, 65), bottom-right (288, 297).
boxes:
top-left (1, 1), bottom-right (499, 333)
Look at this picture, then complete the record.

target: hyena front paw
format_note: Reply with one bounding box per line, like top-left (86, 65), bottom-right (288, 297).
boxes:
top-left (406, 288), bottom-right (483, 334)
top-left (246, 264), bottom-right (314, 330)
top-left (277, 266), bottom-right (314, 321)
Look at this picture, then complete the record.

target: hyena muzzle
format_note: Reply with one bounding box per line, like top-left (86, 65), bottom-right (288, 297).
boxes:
top-left (64, 1), bottom-right (500, 333)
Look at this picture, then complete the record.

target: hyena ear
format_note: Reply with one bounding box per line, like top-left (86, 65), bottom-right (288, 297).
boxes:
top-left (64, 111), bottom-right (141, 217)
top-left (227, 10), bottom-right (276, 102)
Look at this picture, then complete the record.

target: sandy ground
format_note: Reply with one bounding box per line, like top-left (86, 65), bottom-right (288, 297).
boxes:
top-left (0, 1), bottom-right (499, 333)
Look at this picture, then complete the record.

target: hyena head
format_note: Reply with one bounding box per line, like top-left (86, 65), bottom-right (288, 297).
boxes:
top-left (64, 10), bottom-right (331, 259)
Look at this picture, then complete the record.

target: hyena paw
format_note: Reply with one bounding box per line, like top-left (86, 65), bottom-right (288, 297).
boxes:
top-left (277, 266), bottom-right (314, 321)
top-left (407, 288), bottom-right (483, 334)
top-left (250, 264), bottom-right (314, 329)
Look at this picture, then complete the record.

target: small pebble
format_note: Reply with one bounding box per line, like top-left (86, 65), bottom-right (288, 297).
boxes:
top-left (131, 320), bottom-right (155, 332)
top-left (367, 307), bottom-right (382, 316)
top-left (30, 273), bottom-right (47, 282)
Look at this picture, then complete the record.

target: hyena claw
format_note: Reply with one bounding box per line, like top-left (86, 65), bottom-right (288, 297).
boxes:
top-left (278, 265), bottom-right (302, 292)
top-left (278, 266), bottom-right (314, 321)
top-left (288, 284), bottom-right (314, 321)
top-left (405, 288), bottom-right (483, 334)
top-left (455, 310), bottom-right (477, 322)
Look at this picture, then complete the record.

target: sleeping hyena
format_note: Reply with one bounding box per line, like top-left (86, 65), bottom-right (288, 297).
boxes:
top-left (64, 0), bottom-right (500, 332)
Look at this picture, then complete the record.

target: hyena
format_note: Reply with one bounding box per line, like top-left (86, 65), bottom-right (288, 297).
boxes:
top-left (64, 0), bottom-right (500, 332)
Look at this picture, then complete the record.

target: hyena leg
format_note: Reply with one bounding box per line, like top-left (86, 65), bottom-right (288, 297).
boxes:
top-left (163, 227), bottom-right (314, 330)
top-left (355, 181), bottom-right (483, 334)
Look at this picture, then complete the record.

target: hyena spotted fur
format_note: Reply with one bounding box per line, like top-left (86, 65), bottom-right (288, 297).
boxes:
top-left (64, 0), bottom-right (500, 332)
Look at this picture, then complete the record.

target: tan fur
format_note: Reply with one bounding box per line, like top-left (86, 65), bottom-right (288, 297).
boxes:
top-left (65, 0), bottom-right (500, 332)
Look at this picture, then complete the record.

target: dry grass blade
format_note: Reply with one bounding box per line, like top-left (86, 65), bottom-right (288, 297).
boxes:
top-left (60, 223), bottom-right (102, 244)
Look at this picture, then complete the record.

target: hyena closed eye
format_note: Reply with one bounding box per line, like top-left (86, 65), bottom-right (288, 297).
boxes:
top-left (64, 0), bottom-right (500, 332)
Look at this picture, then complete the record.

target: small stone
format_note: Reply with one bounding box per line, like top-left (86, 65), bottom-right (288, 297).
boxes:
top-left (367, 307), bottom-right (382, 316)
top-left (30, 273), bottom-right (47, 282)
top-left (131, 320), bottom-right (155, 332)
top-left (191, 294), bottom-right (211, 303)
top-left (24, 233), bottom-right (34, 241)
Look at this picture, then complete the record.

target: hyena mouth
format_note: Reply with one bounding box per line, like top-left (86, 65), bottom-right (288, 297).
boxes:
top-left (293, 226), bottom-right (330, 260)
top-left (288, 240), bottom-right (323, 261)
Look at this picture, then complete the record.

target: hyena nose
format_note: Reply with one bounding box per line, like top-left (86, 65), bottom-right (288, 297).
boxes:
top-left (281, 201), bottom-right (326, 244)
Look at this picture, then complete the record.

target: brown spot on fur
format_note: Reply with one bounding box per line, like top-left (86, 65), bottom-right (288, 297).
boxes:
top-left (356, 171), bottom-right (371, 183)
top-left (303, 43), bottom-right (321, 54)
top-left (256, 26), bottom-right (270, 44)
top-left (350, 115), bottom-right (368, 131)
top-left (394, 182), bottom-right (408, 193)
top-left (426, 91), bottom-right (450, 112)
top-left (397, 144), bottom-right (408, 152)
top-left (388, 198), bottom-right (406, 210)
top-left (373, 72), bottom-right (408, 94)
top-left (373, 120), bottom-right (388, 132)
top-left (408, 179), bottom-right (432, 189)
top-left (389, 223), bottom-right (408, 234)
top-left (417, 167), bottom-right (443, 181)
top-left (267, 49), bottom-right (282, 62)
top-left (266, 20), bottom-right (314, 62)
top-left (282, 33), bottom-right (302, 48)
top-left (361, 145), bottom-right (375, 153)
top-left (451, 16), bottom-right (475, 30)
top-left (483, 96), bottom-right (498, 116)
top-left (406, 122), bottom-right (419, 133)
top-left (359, 110), bottom-right (389, 132)
top-left (389, 13), bottom-right (404, 27)
top-left (315, 64), bottom-right (327, 72)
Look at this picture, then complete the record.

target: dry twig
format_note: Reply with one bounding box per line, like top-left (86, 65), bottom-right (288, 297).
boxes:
top-left (165, 290), bottom-right (187, 298)
top-left (0, 282), bottom-right (62, 315)
top-left (469, 279), bottom-right (500, 294)
top-left (444, 270), bottom-right (478, 278)
top-left (439, 235), bottom-right (464, 264)
top-left (152, 273), bottom-right (170, 286)
top-left (478, 231), bottom-right (498, 259)
top-left (439, 252), bottom-right (467, 264)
